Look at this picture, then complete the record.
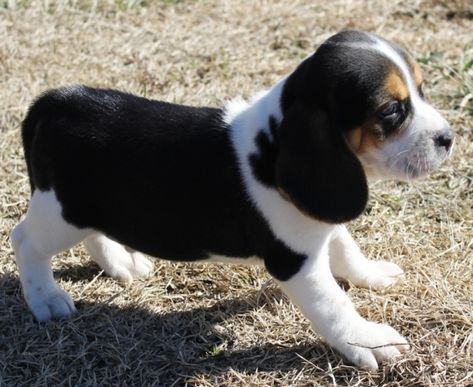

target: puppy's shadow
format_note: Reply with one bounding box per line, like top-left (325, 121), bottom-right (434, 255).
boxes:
top-left (0, 267), bottom-right (357, 385)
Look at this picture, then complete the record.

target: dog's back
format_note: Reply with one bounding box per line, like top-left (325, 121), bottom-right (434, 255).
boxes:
top-left (21, 85), bottom-right (264, 259)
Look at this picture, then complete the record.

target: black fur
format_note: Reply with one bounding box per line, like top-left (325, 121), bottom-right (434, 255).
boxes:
top-left (22, 86), bottom-right (305, 281)
top-left (248, 116), bottom-right (279, 187)
top-left (275, 103), bottom-right (368, 223)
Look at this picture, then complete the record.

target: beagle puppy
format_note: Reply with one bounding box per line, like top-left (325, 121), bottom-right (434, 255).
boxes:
top-left (11, 30), bottom-right (453, 369)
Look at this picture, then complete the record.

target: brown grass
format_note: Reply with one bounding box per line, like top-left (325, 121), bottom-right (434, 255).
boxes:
top-left (0, 0), bottom-right (472, 385)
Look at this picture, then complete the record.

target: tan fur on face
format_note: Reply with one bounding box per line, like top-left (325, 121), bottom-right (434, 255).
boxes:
top-left (411, 60), bottom-right (423, 86)
top-left (385, 71), bottom-right (409, 100)
top-left (346, 126), bottom-right (381, 155)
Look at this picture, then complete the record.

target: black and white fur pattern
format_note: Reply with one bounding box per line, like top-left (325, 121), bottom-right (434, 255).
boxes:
top-left (11, 30), bottom-right (453, 369)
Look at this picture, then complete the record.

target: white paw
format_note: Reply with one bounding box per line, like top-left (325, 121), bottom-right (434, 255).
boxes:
top-left (105, 251), bottom-right (154, 283)
top-left (85, 235), bottom-right (154, 283)
top-left (355, 261), bottom-right (404, 290)
top-left (334, 320), bottom-right (409, 370)
top-left (130, 252), bottom-right (154, 279)
top-left (25, 285), bottom-right (76, 322)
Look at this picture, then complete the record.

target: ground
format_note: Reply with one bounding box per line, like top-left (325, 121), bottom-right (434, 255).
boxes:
top-left (0, 0), bottom-right (472, 386)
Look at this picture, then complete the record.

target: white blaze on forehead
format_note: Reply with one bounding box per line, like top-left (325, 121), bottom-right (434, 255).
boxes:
top-left (372, 38), bottom-right (419, 100)
top-left (330, 38), bottom-right (418, 99)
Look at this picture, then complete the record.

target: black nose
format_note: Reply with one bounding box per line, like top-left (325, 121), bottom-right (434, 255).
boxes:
top-left (434, 129), bottom-right (454, 151)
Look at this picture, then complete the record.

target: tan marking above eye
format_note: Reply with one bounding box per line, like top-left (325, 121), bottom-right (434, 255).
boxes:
top-left (385, 71), bottom-right (409, 100)
top-left (411, 60), bottom-right (423, 86)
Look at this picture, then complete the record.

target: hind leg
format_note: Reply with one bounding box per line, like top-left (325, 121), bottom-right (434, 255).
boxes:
top-left (84, 234), bottom-right (153, 283)
top-left (11, 190), bottom-right (92, 321)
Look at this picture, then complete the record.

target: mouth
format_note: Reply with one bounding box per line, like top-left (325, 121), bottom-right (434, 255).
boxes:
top-left (357, 146), bottom-right (451, 181)
top-left (399, 154), bottom-right (449, 180)
top-left (402, 163), bottom-right (429, 179)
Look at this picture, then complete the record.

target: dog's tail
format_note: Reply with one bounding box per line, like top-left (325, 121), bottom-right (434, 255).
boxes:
top-left (22, 85), bottom-right (107, 193)
top-left (22, 99), bottom-right (41, 193)
top-left (21, 88), bottom-right (69, 193)
top-left (22, 94), bottom-right (48, 193)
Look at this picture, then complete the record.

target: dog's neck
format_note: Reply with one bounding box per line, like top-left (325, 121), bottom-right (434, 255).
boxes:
top-left (226, 77), bottom-right (332, 255)
top-left (224, 76), bottom-right (286, 156)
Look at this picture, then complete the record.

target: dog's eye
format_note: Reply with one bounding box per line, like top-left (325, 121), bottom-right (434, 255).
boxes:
top-left (378, 101), bottom-right (402, 119)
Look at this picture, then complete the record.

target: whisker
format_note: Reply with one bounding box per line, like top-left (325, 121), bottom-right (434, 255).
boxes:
top-left (388, 149), bottom-right (409, 171)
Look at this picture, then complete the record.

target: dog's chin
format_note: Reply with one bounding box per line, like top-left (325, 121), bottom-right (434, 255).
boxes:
top-left (401, 154), bottom-right (452, 181)
top-left (362, 159), bottom-right (445, 182)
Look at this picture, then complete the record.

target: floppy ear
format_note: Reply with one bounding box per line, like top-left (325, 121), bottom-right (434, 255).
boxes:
top-left (275, 101), bottom-right (368, 224)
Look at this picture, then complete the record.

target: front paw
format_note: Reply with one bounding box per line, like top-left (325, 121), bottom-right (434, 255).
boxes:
top-left (333, 320), bottom-right (409, 370)
top-left (25, 285), bottom-right (76, 322)
top-left (355, 261), bottom-right (404, 290)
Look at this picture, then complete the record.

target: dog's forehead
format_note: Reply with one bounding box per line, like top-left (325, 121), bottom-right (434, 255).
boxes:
top-left (322, 31), bottom-right (423, 101)
top-left (324, 30), bottom-right (412, 66)
top-left (371, 37), bottom-right (424, 106)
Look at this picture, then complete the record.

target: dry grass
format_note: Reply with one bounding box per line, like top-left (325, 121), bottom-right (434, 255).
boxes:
top-left (0, 0), bottom-right (472, 385)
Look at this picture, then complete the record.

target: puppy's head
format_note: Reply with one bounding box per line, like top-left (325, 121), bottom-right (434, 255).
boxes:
top-left (276, 30), bottom-right (453, 223)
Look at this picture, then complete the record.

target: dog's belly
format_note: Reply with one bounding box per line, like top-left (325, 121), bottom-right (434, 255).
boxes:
top-left (205, 255), bottom-right (263, 265)
top-left (111, 233), bottom-right (265, 265)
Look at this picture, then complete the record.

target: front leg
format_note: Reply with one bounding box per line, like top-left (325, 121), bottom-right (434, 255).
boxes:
top-left (329, 225), bottom-right (404, 290)
top-left (270, 241), bottom-right (409, 369)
